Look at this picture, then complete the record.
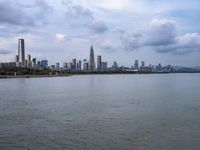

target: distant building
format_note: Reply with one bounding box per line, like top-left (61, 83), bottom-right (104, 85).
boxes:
top-left (101, 62), bottom-right (107, 71)
top-left (141, 61), bottom-right (145, 68)
top-left (89, 45), bottom-right (95, 72)
top-left (56, 62), bottom-right (60, 68)
top-left (14, 55), bottom-right (19, 62)
top-left (32, 58), bottom-right (37, 68)
top-left (67, 62), bottom-right (73, 70)
top-left (76, 60), bottom-right (81, 70)
top-left (155, 64), bottom-right (162, 72)
top-left (26, 54), bottom-right (32, 68)
top-left (97, 55), bottom-right (102, 71)
top-left (0, 62), bottom-right (16, 68)
top-left (83, 59), bottom-right (89, 71)
top-left (134, 60), bottom-right (139, 69)
top-left (112, 61), bottom-right (118, 70)
top-left (63, 62), bottom-right (68, 69)
top-left (72, 59), bottom-right (76, 70)
top-left (41, 60), bottom-right (48, 68)
top-left (18, 38), bottom-right (25, 67)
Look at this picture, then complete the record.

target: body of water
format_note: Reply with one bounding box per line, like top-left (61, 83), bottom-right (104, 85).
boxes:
top-left (0, 74), bottom-right (200, 150)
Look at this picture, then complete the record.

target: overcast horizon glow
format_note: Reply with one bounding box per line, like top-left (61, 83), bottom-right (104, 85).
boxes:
top-left (0, 0), bottom-right (200, 67)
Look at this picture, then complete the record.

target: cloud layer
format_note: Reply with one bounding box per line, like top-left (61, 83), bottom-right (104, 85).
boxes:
top-left (0, 0), bottom-right (200, 66)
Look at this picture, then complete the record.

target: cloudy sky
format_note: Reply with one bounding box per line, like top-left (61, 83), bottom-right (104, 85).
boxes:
top-left (0, 0), bottom-right (200, 67)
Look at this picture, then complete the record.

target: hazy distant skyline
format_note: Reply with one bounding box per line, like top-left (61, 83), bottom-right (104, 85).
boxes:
top-left (0, 0), bottom-right (200, 66)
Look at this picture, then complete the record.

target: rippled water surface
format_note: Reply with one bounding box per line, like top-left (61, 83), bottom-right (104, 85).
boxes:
top-left (0, 74), bottom-right (200, 150)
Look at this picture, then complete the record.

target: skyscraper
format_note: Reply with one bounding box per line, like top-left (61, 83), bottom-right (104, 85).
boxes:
top-left (97, 55), bottom-right (101, 71)
top-left (18, 39), bottom-right (25, 66)
top-left (134, 60), bottom-right (139, 69)
top-left (89, 45), bottom-right (95, 72)
top-left (76, 60), bottom-right (81, 70)
top-left (26, 54), bottom-right (31, 68)
top-left (83, 59), bottom-right (89, 71)
top-left (72, 58), bottom-right (76, 70)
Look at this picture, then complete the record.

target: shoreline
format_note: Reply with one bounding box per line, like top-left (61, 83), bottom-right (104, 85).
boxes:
top-left (0, 72), bottom-right (200, 79)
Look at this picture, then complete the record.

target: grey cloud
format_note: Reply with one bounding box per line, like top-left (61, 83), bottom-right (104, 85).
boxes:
top-left (61, 0), bottom-right (72, 5)
top-left (63, 2), bottom-right (108, 33)
top-left (120, 31), bottom-right (143, 50)
top-left (143, 19), bottom-right (176, 46)
top-left (0, 0), bottom-right (53, 27)
top-left (120, 18), bottom-right (200, 54)
top-left (0, 49), bottom-right (13, 54)
top-left (0, 1), bottom-right (35, 26)
top-left (89, 21), bottom-right (108, 33)
top-left (65, 4), bottom-right (94, 24)
top-left (153, 33), bottom-right (200, 54)
top-left (34, 0), bottom-right (53, 20)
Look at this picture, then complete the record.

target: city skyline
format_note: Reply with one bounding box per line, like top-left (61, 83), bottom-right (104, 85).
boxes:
top-left (0, 38), bottom-right (173, 73)
top-left (0, 0), bottom-right (200, 67)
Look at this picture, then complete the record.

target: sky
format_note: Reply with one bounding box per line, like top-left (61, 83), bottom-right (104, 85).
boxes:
top-left (0, 0), bottom-right (200, 67)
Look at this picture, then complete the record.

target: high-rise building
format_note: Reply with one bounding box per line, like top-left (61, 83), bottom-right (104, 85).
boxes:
top-left (26, 54), bottom-right (32, 68)
top-left (97, 55), bottom-right (102, 71)
top-left (18, 39), bottom-right (25, 66)
top-left (101, 62), bottom-right (107, 71)
top-left (72, 58), bottom-right (76, 70)
top-left (89, 45), bottom-right (95, 72)
top-left (134, 60), bottom-right (139, 69)
top-left (112, 61), bottom-right (118, 70)
top-left (41, 60), bottom-right (48, 68)
top-left (76, 60), bottom-right (81, 70)
top-left (26, 54), bottom-right (31, 62)
top-left (67, 62), bottom-right (73, 70)
top-left (141, 61), bottom-right (145, 67)
top-left (56, 62), bottom-right (60, 68)
top-left (63, 62), bottom-right (68, 69)
top-left (32, 58), bottom-right (37, 68)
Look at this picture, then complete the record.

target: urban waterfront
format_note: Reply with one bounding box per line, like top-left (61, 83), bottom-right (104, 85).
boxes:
top-left (0, 74), bottom-right (200, 150)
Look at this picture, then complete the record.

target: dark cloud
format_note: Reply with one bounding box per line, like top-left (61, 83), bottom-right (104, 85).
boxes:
top-left (155, 33), bottom-right (200, 54)
top-left (120, 18), bottom-right (200, 54)
top-left (89, 21), bottom-right (108, 33)
top-left (0, 1), bottom-right (35, 26)
top-left (0, 0), bottom-right (53, 27)
top-left (143, 19), bottom-right (176, 46)
top-left (63, 1), bottom-right (108, 33)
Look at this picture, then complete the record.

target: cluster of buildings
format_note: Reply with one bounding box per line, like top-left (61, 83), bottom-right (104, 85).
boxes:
top-left (0, 38), bottom-right (172, 73)
top-left (51, 46), bottom-right (108, 72)
top-left (0, 39), bottom-right (48, 69)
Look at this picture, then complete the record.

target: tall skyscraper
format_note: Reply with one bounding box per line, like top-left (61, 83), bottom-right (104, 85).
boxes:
top-left (18, 39), bottom-right (25, 66)
top-left (97, 55), bottom-right (101, 71)
top-left (89, 45), bottom-right (95, 72)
